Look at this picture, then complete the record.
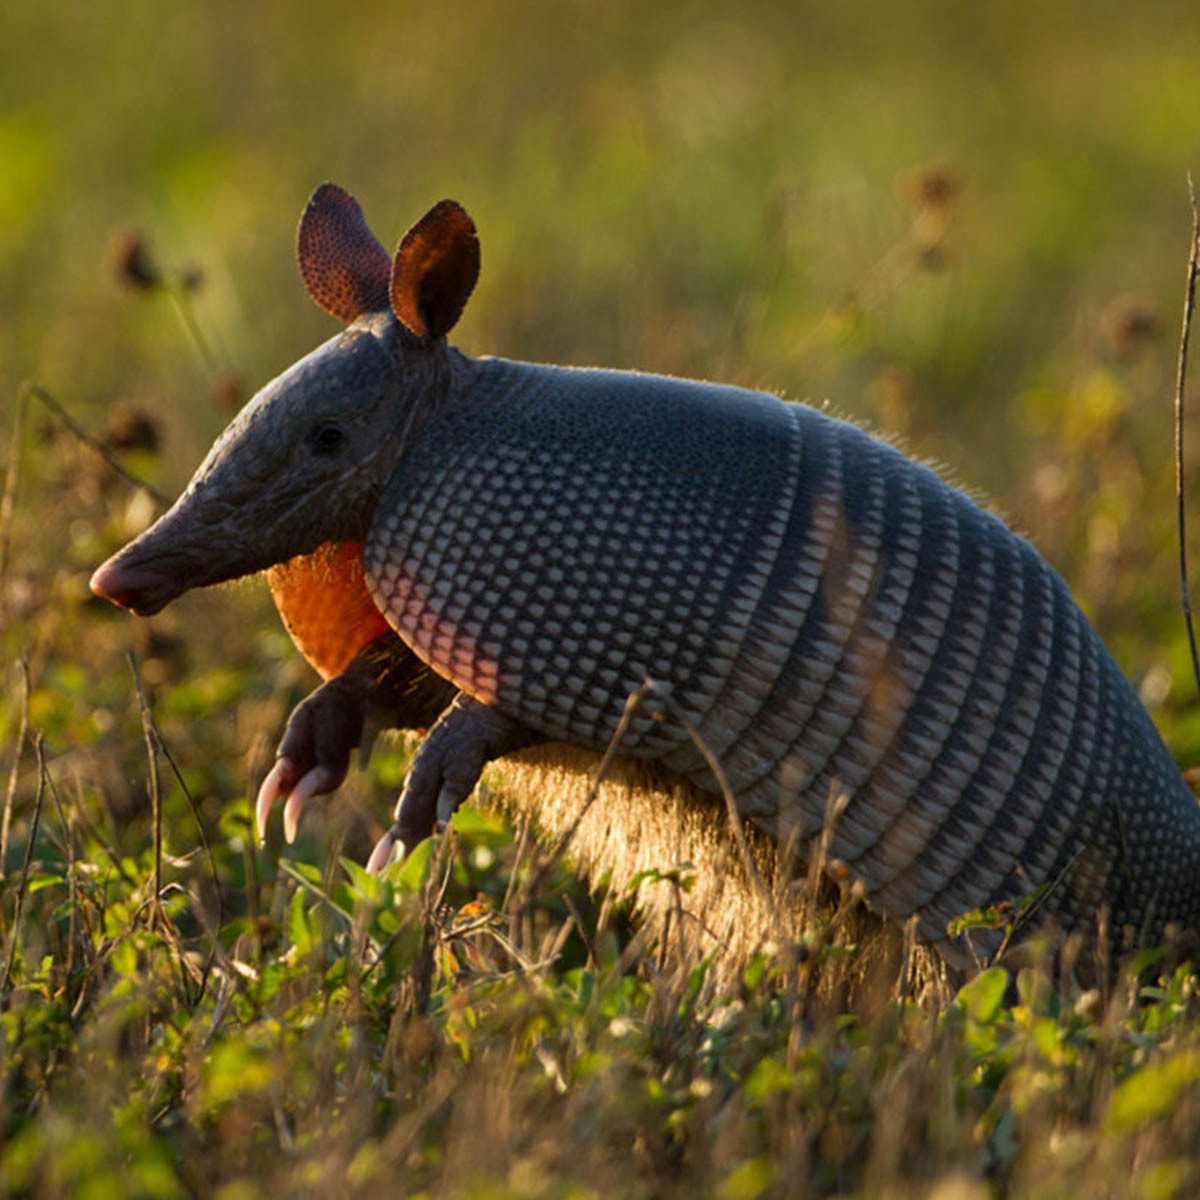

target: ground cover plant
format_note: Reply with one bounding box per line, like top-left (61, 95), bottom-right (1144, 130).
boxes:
top-left (4, 1), bottom-right (1200, 1195)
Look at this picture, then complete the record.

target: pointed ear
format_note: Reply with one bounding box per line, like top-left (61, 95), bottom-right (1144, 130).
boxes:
top-left (389, 200), bottom-right (480, 340)
top-left (297, 183), bottom-right (392, 323)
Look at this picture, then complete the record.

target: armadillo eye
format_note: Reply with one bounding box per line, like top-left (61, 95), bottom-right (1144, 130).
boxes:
top-left (307, 423), bottom-right (345, 456)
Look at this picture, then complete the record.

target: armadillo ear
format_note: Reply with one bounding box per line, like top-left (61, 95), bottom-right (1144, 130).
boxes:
top-left (297, 183), bottom-right (392, 323)
top-left (389, 200), bottom-right (480, 340)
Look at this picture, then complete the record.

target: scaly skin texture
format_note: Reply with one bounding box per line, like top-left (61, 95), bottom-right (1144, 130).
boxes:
top-left (357, 356), bottom-right (1200, 965)
top-left (90, 183), bottom-right (1200, 977)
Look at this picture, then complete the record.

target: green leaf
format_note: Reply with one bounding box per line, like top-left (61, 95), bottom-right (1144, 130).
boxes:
top-left (957, 967), bottom-right (1009, 1027)
top-left (625, 863), bottom-right (698, 895)
top-left (203, 1039), bottom-right (275, 1108)
top-left (1106, 1050), bottom-right (1200, 1133)
top-left (718, 1156), bottom-right (773, 1200)
top-left (390, 836), bottom-right (435, 893)
top-left (742, 954), bottom-right (768, 993)
top-left (447, 805), bottom-right (507, 838)
top-left (744, 1057), bottom-right (793, 1105)
top-left (26, 873), bottom-right (65, 894)
top-left (1126, 945), bottom-right (1168, 978)
top-left (340, 856), bottom-right (381, 903)
top-left (287, 859), bottom-right (324, 888)
top-left (287, 887), bottom-right (313, 955)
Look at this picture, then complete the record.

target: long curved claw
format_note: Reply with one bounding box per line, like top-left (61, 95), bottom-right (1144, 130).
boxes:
top-left (282, 765), bottom-right (337, 844)
top-left (256, 758), bottom-right (338, 845)
top-left (366, 825), bottom-right (404, 874)
top-left (256, 757), bottom-right (298, 844)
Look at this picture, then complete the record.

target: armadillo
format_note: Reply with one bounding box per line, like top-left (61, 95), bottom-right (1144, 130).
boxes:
top-left (90, 183), bottom-right (1200, 971)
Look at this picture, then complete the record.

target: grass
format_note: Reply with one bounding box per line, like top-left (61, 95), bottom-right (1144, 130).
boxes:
top-left (5, 750), bottom-right (1200, 1197)
top-left (5, 0), bottom-right (1200, 1194)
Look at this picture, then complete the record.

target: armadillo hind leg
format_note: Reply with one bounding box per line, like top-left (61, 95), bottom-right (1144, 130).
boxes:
top-left (369, 693), bottom-right (544, 868)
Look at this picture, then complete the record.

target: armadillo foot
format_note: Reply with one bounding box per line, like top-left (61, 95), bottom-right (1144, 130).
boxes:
top-left (255, 671), bottom-right (374, 843)
top-left (383, 692), bottom-right (542, 854)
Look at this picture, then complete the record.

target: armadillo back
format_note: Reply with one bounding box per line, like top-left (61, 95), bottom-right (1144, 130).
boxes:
top-left (365, 357), bottom-right (1200, 961)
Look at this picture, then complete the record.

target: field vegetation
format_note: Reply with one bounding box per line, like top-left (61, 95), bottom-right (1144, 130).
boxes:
top-left (4, 1), bottom-right (1200, 1194)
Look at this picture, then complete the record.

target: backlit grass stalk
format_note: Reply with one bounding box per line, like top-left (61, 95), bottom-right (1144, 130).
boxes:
top-left (0, 384), bottom-right (29, 608)
top-left (1174, 174), bottom-right (1200, 697)
top-left (0, 661), bottom-right (30, 878)
top-left (1, 733), bottom-right (46, 1003)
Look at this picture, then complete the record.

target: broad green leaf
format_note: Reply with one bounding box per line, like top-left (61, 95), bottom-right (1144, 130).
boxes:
top-left (1106, 1051), bottom-right (1200, 1133)
top-left (957, 967), bottom-right (1009, 1026)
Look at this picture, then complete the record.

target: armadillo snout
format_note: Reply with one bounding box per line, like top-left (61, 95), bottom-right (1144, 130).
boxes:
top-left (89, 554), bottom-right (177, 616)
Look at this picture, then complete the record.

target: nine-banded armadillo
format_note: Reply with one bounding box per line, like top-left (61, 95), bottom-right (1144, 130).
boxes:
top-left (90, 183), bottom-right (1200, 972)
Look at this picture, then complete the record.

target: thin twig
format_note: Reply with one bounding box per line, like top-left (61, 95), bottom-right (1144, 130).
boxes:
top-left (1, 661), bottom-right (32, 878)
top-left (499, 810), bottom-right (533, 919)
top-left (428, 825), bottom-right (457, 919)
top-left (167, 283), bottom-right (221, 378)
top-left (25, 382), bottom-right (169, 506)
top-left (990, 845), bottom-right (1087, 968)
top-left (41, 763), bottom-right (78, 997)
top-left (1, 733), bottom-right (47, 1004)
top-left (0, 383), bottom-right (30, 601)
top-left (127, 651), bottom-right (164, 923)
top-left (157, 731), bottom-right (223, 939)
top-left (412, 832), bottom-right (459, 1012)
top-left (1174, 173), bottom-right (1200, 698)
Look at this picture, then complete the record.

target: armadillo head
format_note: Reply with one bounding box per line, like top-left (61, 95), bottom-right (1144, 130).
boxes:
top-left (90, 184), bottom-right (480, 616)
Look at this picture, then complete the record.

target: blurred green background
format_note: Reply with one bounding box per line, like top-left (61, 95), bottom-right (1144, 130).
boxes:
top-left (3, 4), bottom-right (1200, 1192)
top-left (3, 0), bottom-right (1200, 751)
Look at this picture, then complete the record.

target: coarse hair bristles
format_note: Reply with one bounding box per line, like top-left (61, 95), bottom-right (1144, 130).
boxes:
top-left (480, 745), bottom-right (959, 1010)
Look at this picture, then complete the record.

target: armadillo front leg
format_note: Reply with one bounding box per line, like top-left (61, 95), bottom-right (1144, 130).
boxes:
top-left (366, 694), bottom-right (544, 871)
top-left (257, 630), bottom-right (455, 843)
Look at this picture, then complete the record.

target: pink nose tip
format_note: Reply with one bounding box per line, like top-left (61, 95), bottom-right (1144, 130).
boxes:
top-left (89, 559), bottom-right (131, 608)
top-left (89, 557), bottom-right (160, 614)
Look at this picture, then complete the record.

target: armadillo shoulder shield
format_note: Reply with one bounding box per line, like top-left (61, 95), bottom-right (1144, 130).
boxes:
top-left (363, 357), bottom-right (804, 760)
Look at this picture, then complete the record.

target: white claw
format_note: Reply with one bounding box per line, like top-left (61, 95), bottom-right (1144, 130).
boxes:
top-left (282, 765), bottom-right (333, 845)
top-left (256, 758), bottom-right (292, 845)
top-left (282, 794), bottom-right (302, 845)
top-left (366, 827), bottom-right (404, 875)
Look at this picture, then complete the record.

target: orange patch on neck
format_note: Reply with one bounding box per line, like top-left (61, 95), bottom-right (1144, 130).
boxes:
top-left (267, 542), bottom-right (390, 679)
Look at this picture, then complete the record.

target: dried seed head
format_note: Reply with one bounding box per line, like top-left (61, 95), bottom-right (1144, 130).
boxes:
top-left (178, 263), bottom-right (205, 292)
top-left (111, 229), bottom-right (161, 291)
top-left (910, 166), bottom-right (961, 214)
top-left (104, 406), bottom-right (160, 453)
top-left (900, 166), bottom-right (962, 264)
top-left (1101, 297), bottom-right (1158, 358)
